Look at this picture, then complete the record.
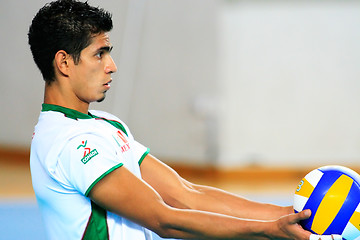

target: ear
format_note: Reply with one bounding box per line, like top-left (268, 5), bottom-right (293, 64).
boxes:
top-left (54, 50), bottom-right (71, 77)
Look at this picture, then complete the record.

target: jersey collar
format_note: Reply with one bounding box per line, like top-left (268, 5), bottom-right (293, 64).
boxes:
top-left (42, 104), bottom-right (93, 120)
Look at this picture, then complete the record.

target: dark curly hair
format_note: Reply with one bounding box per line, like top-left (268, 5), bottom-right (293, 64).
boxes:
top-left (28, 0), bottom-right (113, 82)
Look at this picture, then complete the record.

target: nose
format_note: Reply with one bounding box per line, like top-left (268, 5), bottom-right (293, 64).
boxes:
top-left (105, 56), bottom-right (117, 74)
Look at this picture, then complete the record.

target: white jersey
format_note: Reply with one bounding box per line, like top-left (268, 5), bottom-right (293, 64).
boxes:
top-left (30, 104), bottom-right (153, 240)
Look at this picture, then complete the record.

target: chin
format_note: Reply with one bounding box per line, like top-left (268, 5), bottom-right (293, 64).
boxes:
top-left (97, 96), bottom-right (106, 103)
top-left (96, 93), bottom-right (106, 103)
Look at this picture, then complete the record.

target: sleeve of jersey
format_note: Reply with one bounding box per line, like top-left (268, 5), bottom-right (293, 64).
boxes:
top-left (133, 140), bottom-right (150, 166)
top-left (61, 133), bottom-right (125, 197)
top-left (117, 118), bottom-right (150, 165)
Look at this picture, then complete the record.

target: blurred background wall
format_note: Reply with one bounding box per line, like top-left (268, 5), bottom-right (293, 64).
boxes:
top-left (1, 0), bottom-right (360, 170)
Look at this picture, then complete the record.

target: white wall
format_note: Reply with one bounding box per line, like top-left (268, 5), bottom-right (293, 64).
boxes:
top-left (123, 0), bottom-right (219, 165)
top-left (217, 1), bottom-right (360, 168)
top-left (1, 0), bottom-right (359, 169)
top-left (0, 0), bottom-right (47, 147)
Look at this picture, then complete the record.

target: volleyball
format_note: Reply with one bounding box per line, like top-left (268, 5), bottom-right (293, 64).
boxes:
top-left (293, 165), bottom-right (360, 240)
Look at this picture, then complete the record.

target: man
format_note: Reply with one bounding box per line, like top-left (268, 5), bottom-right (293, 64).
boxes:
top-left (28, 0), bottom-right (340, 239)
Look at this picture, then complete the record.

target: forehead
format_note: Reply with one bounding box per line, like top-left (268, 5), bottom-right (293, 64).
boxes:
top-left (85, 32), bottom-right (112, 51)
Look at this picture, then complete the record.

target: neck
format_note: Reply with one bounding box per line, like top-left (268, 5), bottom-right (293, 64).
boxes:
top-left (44, 81), bottom-right (89, 114)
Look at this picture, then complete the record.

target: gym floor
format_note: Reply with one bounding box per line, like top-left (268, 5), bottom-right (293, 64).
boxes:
top-left (0, 148), bottom-right (304, 240)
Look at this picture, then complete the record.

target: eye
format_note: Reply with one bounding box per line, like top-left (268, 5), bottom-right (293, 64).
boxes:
top-left (95, 51), bottom-right (104, 59)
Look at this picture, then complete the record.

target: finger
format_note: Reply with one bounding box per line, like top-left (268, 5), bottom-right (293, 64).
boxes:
top-left (309, 234), bottom-right (343, 240)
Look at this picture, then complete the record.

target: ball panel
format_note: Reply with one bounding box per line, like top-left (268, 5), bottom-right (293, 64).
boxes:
top-left (296, 178), bottom-right (315, 198)
top-left (301, 171), bottom-right (342, 233)
top-left (294, 194), bottom-right (308, 213)
top-left (342, 219), bottom-right (360, 240)
top-left (305, 169), bottom-right (323, 188)
top-left (313, 175), bottom-right (353, 234)
top-left (319, 166), bottom-right (360, 186)
top-left (293, 169), bottom-right (322, 213)
top-left (350, 205), bottom-right (360, 231)
top-left (323, 179), bottom-right (358, 235)
top-left (341, 202), bottom-right (360, 240)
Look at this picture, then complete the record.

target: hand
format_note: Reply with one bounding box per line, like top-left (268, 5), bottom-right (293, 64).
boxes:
top-left (271, 209), bottom-right (312, 240)
top-left (309, 234), bottom-right (342, 240)
top-left (271, 209), bottom-right (343, 240)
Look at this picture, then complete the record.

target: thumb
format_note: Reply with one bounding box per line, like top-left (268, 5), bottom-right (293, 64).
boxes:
top-left (291, 209), bottom-right (311, 223)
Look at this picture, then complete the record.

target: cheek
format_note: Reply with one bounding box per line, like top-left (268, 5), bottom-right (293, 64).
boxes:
top-left (73, 61), bottom-right (103, 88)
top-left (80, 66), bottom-right (98, 85)
top-left (87, 63), bottom-right (103, 78)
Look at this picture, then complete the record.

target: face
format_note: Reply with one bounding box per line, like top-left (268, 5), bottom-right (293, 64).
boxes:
top-left (68, 32), bottom-right (117, 105)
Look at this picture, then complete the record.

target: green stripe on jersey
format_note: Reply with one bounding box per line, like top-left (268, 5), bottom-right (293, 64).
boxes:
top-left (85, 163), bottom-right (124, 197)
top-left (82, 201), bottom-right (109, 240)
top-left (42, 104), bottom-right (128, 136)
top-left (91, 115), bottom-right (128, 137)
top-left (138, 148), bottom-right (150, 165)
top-left (42, 104), bottom-right (92, 120)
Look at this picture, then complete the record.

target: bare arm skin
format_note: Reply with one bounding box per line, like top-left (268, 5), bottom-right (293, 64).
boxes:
top-left (140, 154), bottom-right (293, 220)
top-left (89, 154), bottom-right (311, 239)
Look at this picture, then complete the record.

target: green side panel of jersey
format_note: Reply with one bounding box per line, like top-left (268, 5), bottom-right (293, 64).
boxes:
top-left (82, 202), bottom-right (109, 240)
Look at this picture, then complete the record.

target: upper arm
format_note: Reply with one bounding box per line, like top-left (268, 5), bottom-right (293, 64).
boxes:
top-left (88, 164), bottom-right (171, 232)
top-left (87, 162), bottom-right (206, 239)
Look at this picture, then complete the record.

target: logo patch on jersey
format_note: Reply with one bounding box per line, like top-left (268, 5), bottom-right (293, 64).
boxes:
top-left (113, 130), bottom-right (130, 153)
top-left (77, 140), bottom-right (98, 164)
top-left (77, 140), bottom-right (88, 150)
top-left (81, 149), bottom-right (98, 164)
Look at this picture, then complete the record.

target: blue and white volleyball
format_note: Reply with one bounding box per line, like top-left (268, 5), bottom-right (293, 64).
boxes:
top-left (294, 165), bottom-right (360, 240)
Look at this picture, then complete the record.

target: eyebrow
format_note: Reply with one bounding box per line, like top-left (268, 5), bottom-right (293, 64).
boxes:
top-left (98, 46), bottom-right (113, 53)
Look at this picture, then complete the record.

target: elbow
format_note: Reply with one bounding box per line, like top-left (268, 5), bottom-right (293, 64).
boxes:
top-left (152, 223), bottom-right (187, 239)
top-left (148, 209), bottom-right (183, 239)
top-left (153, 228), bottom-right (173, 239)
top-left (149, 217), bottom-right (175, 238)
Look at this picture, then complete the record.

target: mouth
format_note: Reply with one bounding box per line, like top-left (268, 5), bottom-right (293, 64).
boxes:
top-left (104, 79), bottom-right (112, 89)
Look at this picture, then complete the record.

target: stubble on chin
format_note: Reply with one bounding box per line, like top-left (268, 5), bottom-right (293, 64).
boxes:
top-left (97, 92), bottom-right (106, 103)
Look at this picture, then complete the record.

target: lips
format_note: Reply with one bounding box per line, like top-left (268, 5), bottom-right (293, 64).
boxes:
top-left (104, 79), bottom-right (112, 88)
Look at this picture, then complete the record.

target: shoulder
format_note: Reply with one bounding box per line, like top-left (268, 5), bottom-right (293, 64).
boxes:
top-left (89, 110), bottom-right (131, 135)
top-left (89, 110), bottom-right (120, 121)
top-left (32, 111), bottom-right (114, 161)
top-left (35, 110), bottom-right (103, 138)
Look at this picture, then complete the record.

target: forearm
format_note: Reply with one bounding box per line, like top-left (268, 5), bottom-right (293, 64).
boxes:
top-left (156, 206), bottom-right (274, 240)
top-left (140, 155), bottom-right (292, 220)
top-left (184, 182), bottom-right (292, 220)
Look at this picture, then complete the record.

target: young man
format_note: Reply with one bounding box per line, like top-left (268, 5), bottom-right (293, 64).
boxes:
top-left (28, 1), bottom-right (341, 239)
